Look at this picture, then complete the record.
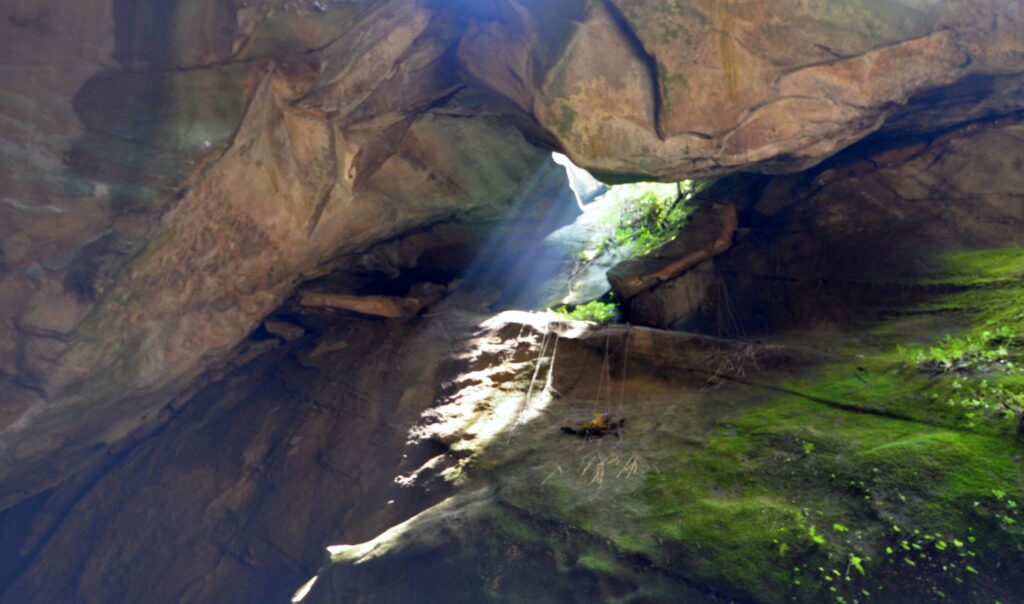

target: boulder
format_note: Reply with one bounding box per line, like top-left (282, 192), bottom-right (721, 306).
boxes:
top-left (607, 203), bottom-right (737, 300)
top-left (298, 290), bottom-right (441, 319)
top-left (625, 259), bottom-right (716, 330)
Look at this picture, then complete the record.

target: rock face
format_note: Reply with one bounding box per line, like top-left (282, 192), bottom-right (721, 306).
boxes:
top-left (624, 259), bottom-right (717, 330)
top-left (707, 117), bottom-right (1024, 336)
top-left (2, 1), bottom-right (1024, 602)
top-left (0, 0), bottom-right (553, 507)
top-left (605, 200), bottom-right (739, 329)
top-left (460, 0), bottom-right (1024, 179)
top-left (0, 314), bottom-right (469, 603)
top-left (608, 117), bottom-right (1024, 333)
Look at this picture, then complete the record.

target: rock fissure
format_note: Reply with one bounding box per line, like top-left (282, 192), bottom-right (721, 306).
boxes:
top-left (596, 0), bottom-right (666, 142)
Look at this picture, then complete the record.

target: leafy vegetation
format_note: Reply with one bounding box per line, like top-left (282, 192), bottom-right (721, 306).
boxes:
top-left (551, 300), bottom-right (619, 324)
top-left (554, 179), bottom-right (703, 321)
top-left (576, 180), bottom-right (699, 264)
top-left (640, 396), bottom-right (1024, 602)
top-left (907, 327), bottom-right (1018, 374)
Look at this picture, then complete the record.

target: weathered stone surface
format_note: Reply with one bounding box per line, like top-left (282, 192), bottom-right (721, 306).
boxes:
top-left (298, 290), bottom-right (441, 318)
top-left (5, 113), bottom-right (1022, 604)
top-left (705, 119), bottom-right (1024, 336)
top-left (0, 0), bottom-right (558, 507)
top-left (460, 0), bottom-right (1024, 179)
top-left (262, 319), bottom-right (305, 341)
top-left (0, 316), bottom-right (467, 604)
top-left (626, 259), bottom-right (716, 330)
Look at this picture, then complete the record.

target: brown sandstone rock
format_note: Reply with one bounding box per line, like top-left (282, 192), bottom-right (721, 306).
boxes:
top-left (2, 117), bottom-right (1024, 603)
top-left (298, 291), bottom-right (439, 318)
top-left (626, 259), bottom-right (717, 330)
top-left (263, 319), bottom-right (305, 342)
top-left (461, 0), bottom-right (1024, 179)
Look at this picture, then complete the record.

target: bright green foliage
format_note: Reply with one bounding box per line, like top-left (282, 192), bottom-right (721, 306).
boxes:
top-left (551, 300), bottom-right (619, 323)
top-left (577, 180), bottom-right (698, 264)
top-left (909, 328), bottom-right (1017, 373)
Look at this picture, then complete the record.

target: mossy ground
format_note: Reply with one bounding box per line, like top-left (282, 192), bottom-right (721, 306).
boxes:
top-left (317, 249), bottom-right (1024, 603)
top-left (636, 248), bottom-right (1024, 603)
top-left (484, 249), bottom-right (1024, 603)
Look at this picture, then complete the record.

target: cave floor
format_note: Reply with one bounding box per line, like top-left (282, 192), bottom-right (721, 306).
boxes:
top-left (302, 248), bottom-right (1024, 604)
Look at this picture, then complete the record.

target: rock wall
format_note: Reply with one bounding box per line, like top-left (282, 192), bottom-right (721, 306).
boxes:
top-left (297, 117), bottom-right (1024, 604)
top-left (0, 313), bottom-right (470, 603)
top-left (1, 0), bottom-right (552, 508)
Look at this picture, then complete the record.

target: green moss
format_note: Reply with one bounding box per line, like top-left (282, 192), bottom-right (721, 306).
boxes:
top-left (575, 551), bottom-right (619, 575)
top-left (574, 180), bottom-right (694, 269)
top-left (933, 248), bottom-right (1024, 284)
top-left (636, 393), bottom-right (1024, 601)
top-left (491, 510), bottom-right (547, 546)
top-left (480, 246), bottom-right (1024, 602)
top-left (644, 483), bottom-right (808, 599)
top-left (924, 248), bottom-right (1024, 340)
top-left (627, 247), bottom-right (1024, 601)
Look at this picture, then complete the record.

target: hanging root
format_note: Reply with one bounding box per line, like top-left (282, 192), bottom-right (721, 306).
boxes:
top-left (544, 333), bottom-right (559, 395)
top-left (616, 452), bottom-right (645, 479)
top-left (702, 340), bottom-right (760, 386)
top-left (574, 448), bottom-right (650, 486)
top-left (507, 325), bottom-right (553, 442)
top-left (541, 464), bottom-right (564, 485)
top-left (579, 450), bottom-right (618, 485)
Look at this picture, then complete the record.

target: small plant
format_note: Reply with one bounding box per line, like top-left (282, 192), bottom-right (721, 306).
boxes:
top-left (808, 525), bottom-right (826, 545)
top-left (934, 378), bottom-right (1024, 433)
top-left (911, 327), bottom-right (1017, 374)
top-left (552, 300), bottom-right (619, 324)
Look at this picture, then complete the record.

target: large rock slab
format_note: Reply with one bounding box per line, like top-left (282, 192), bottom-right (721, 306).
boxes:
top-left (459, 0), bottom-right (1024, 180)
top-left (6, 112), bottom-right (1024, 600)
top-left (625, 259), bottom-right (716, 330)
top-left (607, 203), bottom-right (737, 300)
